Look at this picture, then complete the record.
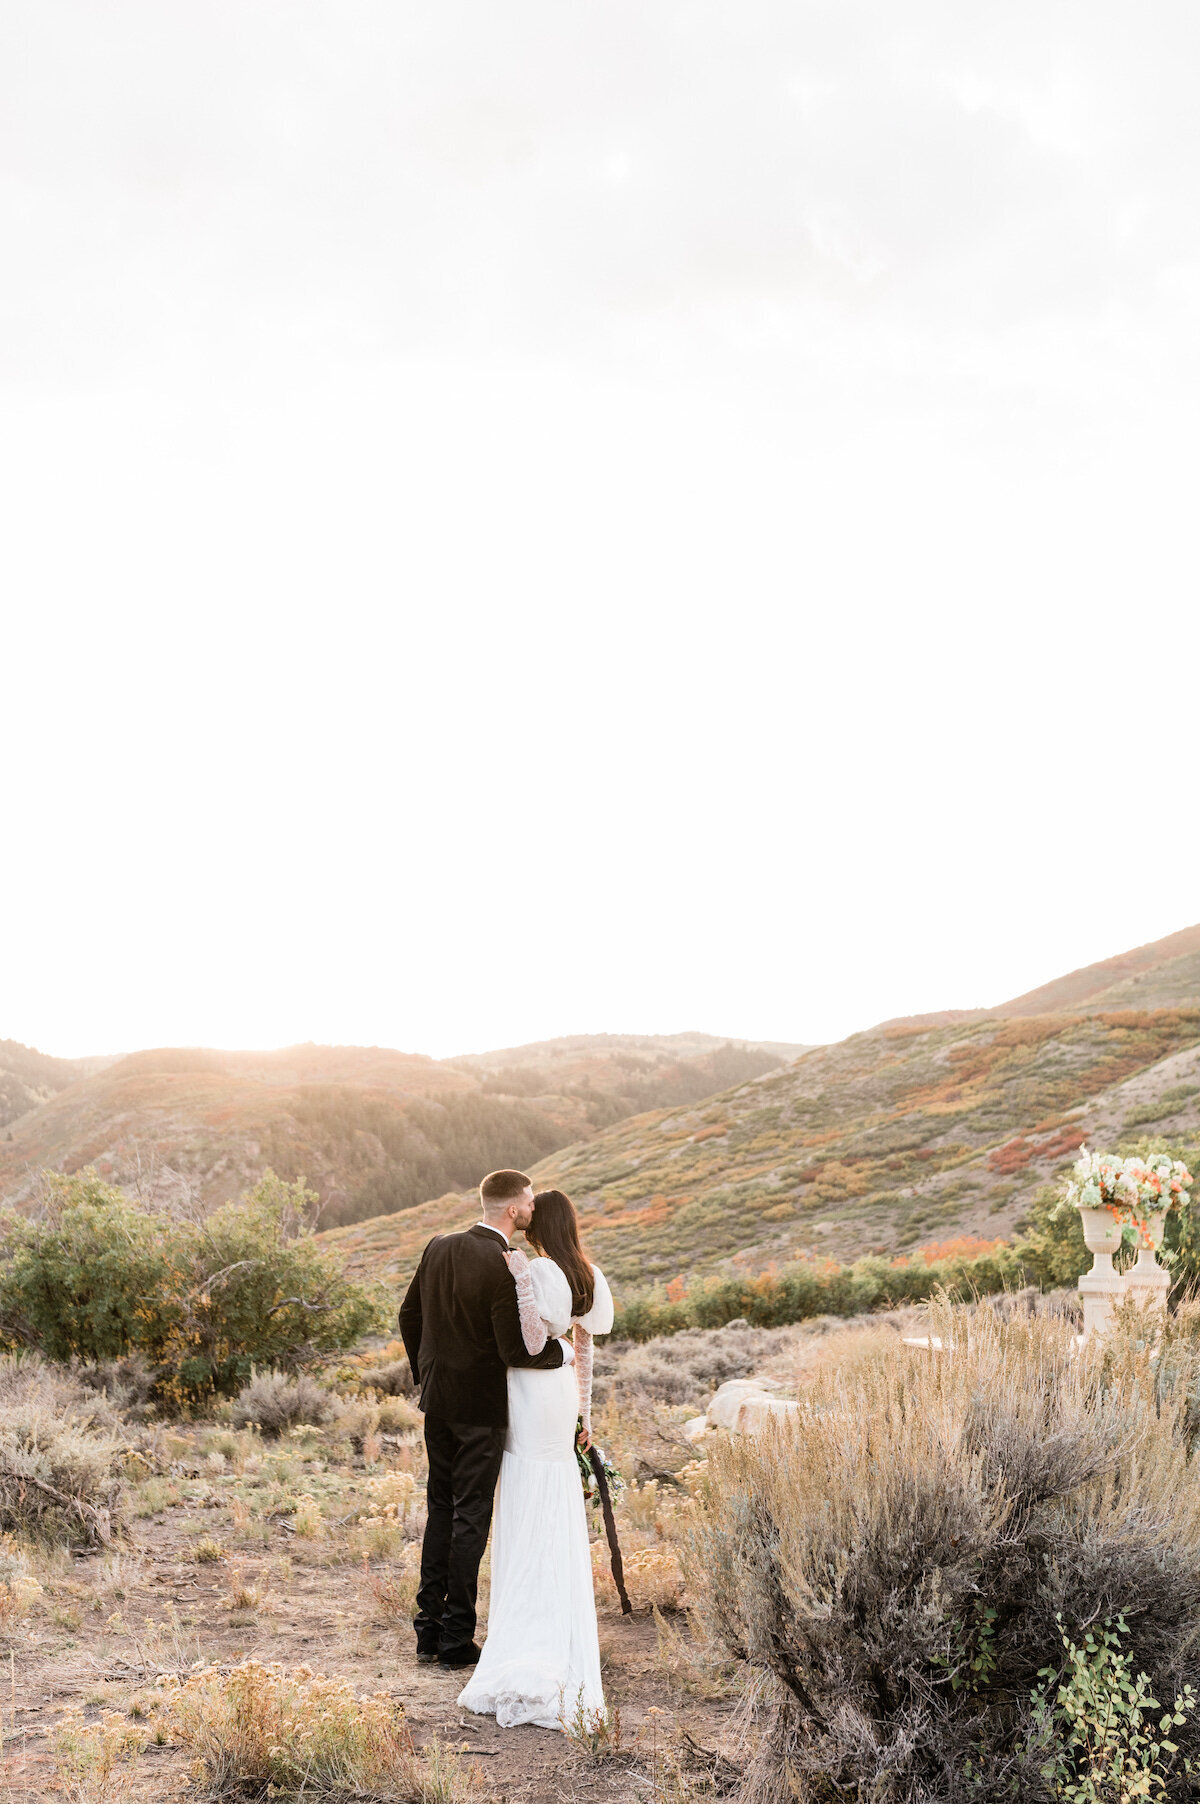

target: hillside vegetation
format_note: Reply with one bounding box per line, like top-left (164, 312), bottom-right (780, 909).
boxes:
top-left (318, 922), bottom-right (1200, 1295)
top-left (322, 1003), bottom-right (1200, 1296)
top-left (991, 919), bottom-right (1200, 1016)
top-left (539, 1007), bottom-right (1200, 1284)
top-left (0, 1035), bottom-right (795, 1228)
top-left (0, 1038), bottom-right (91, 1133)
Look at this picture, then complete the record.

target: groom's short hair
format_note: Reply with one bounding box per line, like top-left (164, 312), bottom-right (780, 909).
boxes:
top-left (480, 1168), bottom-right (532, 1207)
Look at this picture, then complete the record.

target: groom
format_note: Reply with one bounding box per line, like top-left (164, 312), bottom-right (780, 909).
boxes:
top-left (398, 1168), bottom-right (573, 1667)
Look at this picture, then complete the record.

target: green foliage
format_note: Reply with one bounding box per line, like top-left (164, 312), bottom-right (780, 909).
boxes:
top-left (1014, 1184), bottom-right (1092, 1288)
top-left (0, 1170), bottom-right (182, 1362)
top-left (0, 1170), bottom-right (380, 1406)
top-left (1124, 1086), bottom-right (1200, 1131)
top-left (1033, 1613), bottom-right (1196, 1801)
top-left (611, 1244), bottom-right (1026, 1340)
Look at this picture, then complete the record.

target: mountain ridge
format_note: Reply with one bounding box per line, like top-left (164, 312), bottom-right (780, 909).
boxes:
top-left (0, 1032), bottom-right (799, 1225)
top-left (317, 921), bottom-right (1200, 1295)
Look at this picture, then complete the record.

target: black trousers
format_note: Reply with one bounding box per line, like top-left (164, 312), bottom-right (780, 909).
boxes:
top-left (415, 1417), bottom-right (505, 1653)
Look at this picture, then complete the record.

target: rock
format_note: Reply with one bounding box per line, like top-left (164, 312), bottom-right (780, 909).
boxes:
top-left (682, 1415), bottom-right (709, 1444)
top-left (705, 1379), bottom-right (774, 1430)
top-left (733, 1395), bottom-right (802, 1436)
top-left (705, 1376), bottom-right (790, 1432)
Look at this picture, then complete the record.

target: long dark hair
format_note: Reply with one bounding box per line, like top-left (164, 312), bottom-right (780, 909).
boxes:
top-left (527, 1189), bottom-right (594, 1317)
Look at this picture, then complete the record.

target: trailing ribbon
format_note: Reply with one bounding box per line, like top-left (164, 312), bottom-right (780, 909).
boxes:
top-left (589, 1445), bottom-right (632, 1615)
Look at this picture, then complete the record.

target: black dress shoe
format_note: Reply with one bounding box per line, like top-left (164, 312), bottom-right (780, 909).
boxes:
top-left (438, 1642), bottom-right (481, 1668)
top-left (416, 1648), bottom-right (439, 1665)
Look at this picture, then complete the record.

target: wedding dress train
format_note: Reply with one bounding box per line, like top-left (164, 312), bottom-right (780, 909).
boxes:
top-left (457, 1256), bottom-right (614, 1731)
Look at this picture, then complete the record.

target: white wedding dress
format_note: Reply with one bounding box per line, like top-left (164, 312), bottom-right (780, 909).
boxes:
top-left (457, 1256), bottom-right (615, 1730)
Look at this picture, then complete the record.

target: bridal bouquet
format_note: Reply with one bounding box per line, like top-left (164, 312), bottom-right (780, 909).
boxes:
top-left (1059, 1148), bottom-right (1194, 1247)
top-left (575, 1428), bottom-right (624, 1505)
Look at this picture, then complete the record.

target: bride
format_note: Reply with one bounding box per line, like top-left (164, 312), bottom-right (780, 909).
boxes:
top-left (457, 1187), bottom-right (614, 1731)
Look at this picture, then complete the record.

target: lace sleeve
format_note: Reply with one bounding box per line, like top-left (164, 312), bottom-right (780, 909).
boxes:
top-left (504, 1248), bottom-right (548, 1355)
top-left (574, 1325), bottom-right (594, 1438)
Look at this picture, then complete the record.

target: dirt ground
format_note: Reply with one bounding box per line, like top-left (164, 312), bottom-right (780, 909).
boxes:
top-left (0, 1424), bottom-right (742, 1803)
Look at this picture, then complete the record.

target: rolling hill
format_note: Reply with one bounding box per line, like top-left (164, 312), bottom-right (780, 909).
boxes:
top-left (318, 923), bottom-right (1200, 1296)
top-left (10, 921), bottom-right (1200, 1297)
top-left (0, 1034), bottom-right (800, 1225)
top-left (990, 921), bottom-right (1200, 1017)
top-left (0, 1039), bottom-right (96, 1132)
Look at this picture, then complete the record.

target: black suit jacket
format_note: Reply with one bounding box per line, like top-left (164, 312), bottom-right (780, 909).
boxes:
top-left (398, 1223), bottom-right (566, 1427)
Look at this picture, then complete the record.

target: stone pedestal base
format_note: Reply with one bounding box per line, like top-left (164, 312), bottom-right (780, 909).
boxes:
top-left (1124, 1244), bottom-right (1170, 1313)
top-left (1079, 1264), bottom-right (1126, 1339)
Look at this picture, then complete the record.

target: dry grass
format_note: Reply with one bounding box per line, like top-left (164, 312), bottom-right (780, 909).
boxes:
top-left (689, 1297), bottom-right (1200, 1804)
top-left (0, 1339), bottom-right (750, 1803)
top-left (595, 1544), bottom-right (685, 1613)
top-left (595, 1324), bottom-right (794, 1407)
top-left (0, 1537), bottom-right (43, 1631)
top-left (0, 1360), bottom-right (128, 1546)
top-left (160, 1658), bottom-right (479, 1801)
top-left (52, 1706), bottom-right (148, 1802)
top-left (231, 1370), bottom-right (335, 1436)
top-left (653, 1608), bottom-right (743, 1702)
top-left (362, 1541), bottom-right (422, 1625)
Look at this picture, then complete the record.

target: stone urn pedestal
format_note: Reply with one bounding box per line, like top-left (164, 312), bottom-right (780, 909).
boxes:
top-left (1122, 1211), bottom-right (1171, 1314)
top-left (1077, 1206), bottom-right (1126, 1340)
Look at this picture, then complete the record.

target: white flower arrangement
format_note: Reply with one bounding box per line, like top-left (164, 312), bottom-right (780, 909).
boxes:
top-left (1059, 1147), bottom-right (1194, 1247)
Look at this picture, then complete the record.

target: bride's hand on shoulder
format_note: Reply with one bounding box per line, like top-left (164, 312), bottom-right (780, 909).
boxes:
top-left (504, 1246), bottom-right (531, 1276)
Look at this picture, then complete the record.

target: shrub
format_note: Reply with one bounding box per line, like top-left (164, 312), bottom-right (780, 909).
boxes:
top-left (0, 1171), bottom-right (380, 1406)
top-left (688, 1298), bottom-right (1200, 1803)
top-left (1032, 1612), bottom-right (1197, 1801)
top-left (292, 1495), bottom-right (325, 1538)
top-left (612, 1245), bottom-right (1026, 1341)
top-left (375, 1392), bottom-right (421, 1433)
top-left (0, 1357), bottom-right (127, 1545)
top-left (75, 1352), bottom-right (159, 1416)
top-left (0, 1542), bottom-right (43, 1628)
top-left (354, 1353), bottom-right (414, 1397)
top-left (592, 1542), bottom-right (684, 1613)
top-left (159, 1659), bottom-right (477, 1801)
top-left (597, 1322), bottom-right (788, 1406)
top-left (231, 1371), bottom-right (334, 1437)
top-left (52, 1707), bottom-right (147, 1802)
top-left (358, 1469), bottom-right (421, 1532)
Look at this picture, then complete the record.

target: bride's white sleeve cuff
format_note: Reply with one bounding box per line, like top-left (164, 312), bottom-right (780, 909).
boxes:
top-left (574, 1267), bottom-right (614, 1336)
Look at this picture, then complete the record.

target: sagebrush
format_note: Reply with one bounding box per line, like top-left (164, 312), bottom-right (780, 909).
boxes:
top-left (0, 1353), bottom-right (127, 1545)
top-left (231, 1371), bottom-right (333, 1436)
top-left (689, 1297), bottom-right (1200, 1804)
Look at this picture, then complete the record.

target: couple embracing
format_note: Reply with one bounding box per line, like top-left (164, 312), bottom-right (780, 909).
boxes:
top-left (398, 1168), bottom-right (615, 1731)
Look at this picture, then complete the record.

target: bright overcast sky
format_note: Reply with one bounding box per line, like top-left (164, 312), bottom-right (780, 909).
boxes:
top-left (2, 1), bottom-right (1198, 1061)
